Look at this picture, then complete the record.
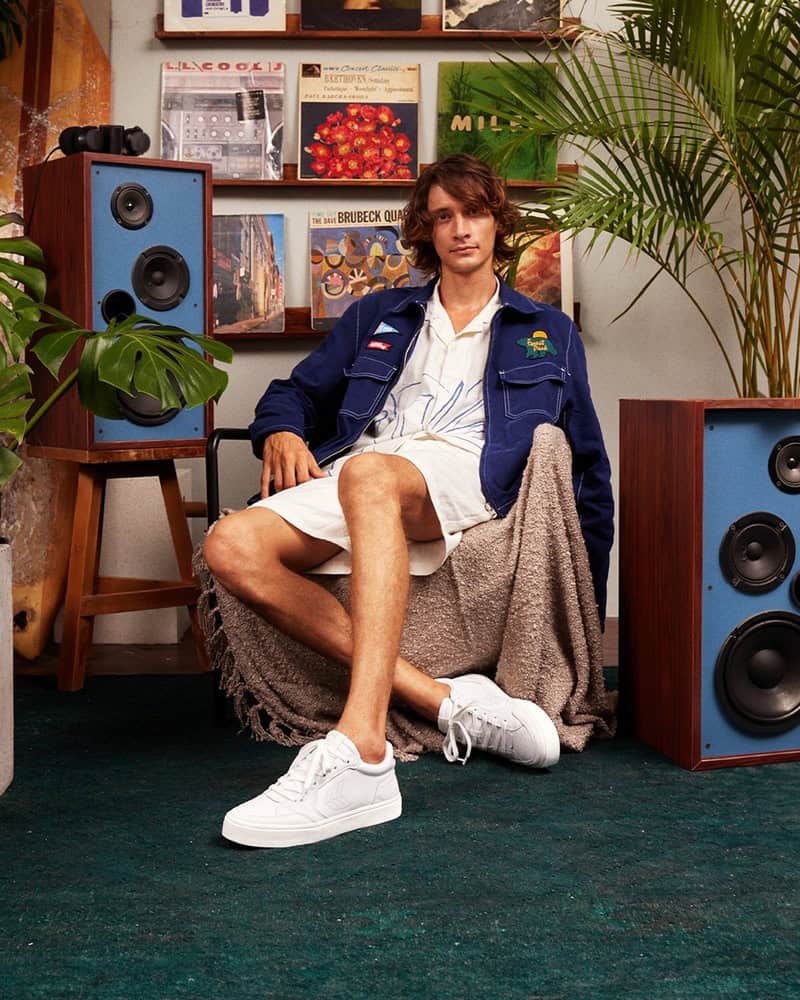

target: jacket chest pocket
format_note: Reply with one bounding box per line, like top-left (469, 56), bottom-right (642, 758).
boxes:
top-left (340, 354), bottom-right (398, 419)
top-left (499, 362), bottom-right (566, 420)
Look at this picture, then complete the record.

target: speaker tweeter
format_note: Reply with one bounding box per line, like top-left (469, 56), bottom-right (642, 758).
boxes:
top-left (769, 436), bottom-right (800, 493)
top-left (111, 183), bottom-right (153, 230)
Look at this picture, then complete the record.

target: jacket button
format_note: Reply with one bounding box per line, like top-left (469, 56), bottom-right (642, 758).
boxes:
top-left (484, 502), bottom-right (493, 512)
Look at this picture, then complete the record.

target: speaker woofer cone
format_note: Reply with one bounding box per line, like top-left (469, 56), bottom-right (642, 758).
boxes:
top-left (715, 611), bottom-right (800, 735)
top-left (111, 183), bottom-right (153, 230)
top-left (769, 436), bottom-right (800, 493)
top-left (132, 245), bottom-right (190, 311)
top-left (116, 369), bottom-right (184, 427)
top-left (719, 511), bottom-right (795, 593)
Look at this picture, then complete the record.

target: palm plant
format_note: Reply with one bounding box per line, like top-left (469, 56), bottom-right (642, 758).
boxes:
top-left (489, 0), bottom-right (800, 397)
top-left (0, 213), bottom-right (232, 486)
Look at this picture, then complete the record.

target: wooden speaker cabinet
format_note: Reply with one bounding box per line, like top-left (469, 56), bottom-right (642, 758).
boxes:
top-left (22, 152), bottom-right (213, 462)
top-left (620, 398), bottom-right (800, 770)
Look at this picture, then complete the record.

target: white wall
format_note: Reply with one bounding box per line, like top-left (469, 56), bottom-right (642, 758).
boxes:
top-left (110, 0), bottom-right (737, 617)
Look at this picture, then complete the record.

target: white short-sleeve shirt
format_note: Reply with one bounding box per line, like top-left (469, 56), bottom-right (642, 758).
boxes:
top-left (252, 280), bottom-right (502, 574)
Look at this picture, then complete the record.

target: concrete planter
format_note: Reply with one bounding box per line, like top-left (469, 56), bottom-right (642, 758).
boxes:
top-left (0, 540), bottom-right (12, 794)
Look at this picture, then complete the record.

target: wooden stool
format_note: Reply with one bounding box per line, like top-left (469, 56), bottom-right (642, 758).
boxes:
top-left (58, 458), bottom-right (207, 692)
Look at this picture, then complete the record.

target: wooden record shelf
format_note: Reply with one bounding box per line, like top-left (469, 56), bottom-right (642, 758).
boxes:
top-left (155, 13), bottom-right (580, 42)
top-left (215, 307), bottom-right (322, 342)
top-left (214, 162), bottom-right (578, 190)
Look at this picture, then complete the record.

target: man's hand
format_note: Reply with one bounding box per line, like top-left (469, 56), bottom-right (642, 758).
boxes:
top-left (260, 431), bottom-right (325, 497)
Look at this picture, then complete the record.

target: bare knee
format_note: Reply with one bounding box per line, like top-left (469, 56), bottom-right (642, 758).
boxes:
top-left (337, 453), bottom-right (437, 538)
top-left (203, 510), bottom-right (278, 586)
top-left (337, 453), bottom-right (400, 508)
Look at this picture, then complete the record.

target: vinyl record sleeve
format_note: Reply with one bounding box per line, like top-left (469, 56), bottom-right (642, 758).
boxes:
top-left (301, 0), bottom-right (421, 31)
top-left (511, 228), bottom-right (573, 319)
top-left (163, 0), bottom-right (286, 32)
top-left (161, 61), bottom-right (284, 180)
top-left (213, 213), bottom-right (285, 334)
top-left (298, 63), bottom-right (419, 181)
top-left (309, 208), bottom-right (426, 330)
top-left (443, 0), bottom-right (560, 31)
top-left (437, 60), bottom-right (557, 182)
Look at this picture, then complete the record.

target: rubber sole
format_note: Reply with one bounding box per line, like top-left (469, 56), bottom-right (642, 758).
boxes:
top-left (510, 698), bottom-right (561, 767)
top-left (448, 674), bottom-right (560, 768)
top-left (222, 794), bottom-right (403, 849)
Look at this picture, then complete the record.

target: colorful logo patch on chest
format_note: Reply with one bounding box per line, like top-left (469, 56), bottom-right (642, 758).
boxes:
top-left (367, 340), bottom-right (392, 351)
top-left (517, 330), bottom-right (558, 359)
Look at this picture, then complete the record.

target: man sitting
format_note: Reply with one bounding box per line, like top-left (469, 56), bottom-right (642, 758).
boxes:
top-left (203, 154), bottom-right (613, 849)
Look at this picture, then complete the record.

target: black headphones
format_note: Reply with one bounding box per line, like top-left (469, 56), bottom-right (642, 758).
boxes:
top-left (58, 125), bottom-right (151, 157)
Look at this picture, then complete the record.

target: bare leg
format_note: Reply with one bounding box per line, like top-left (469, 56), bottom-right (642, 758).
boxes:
top-left (203, 460), bottom-right (450, 759)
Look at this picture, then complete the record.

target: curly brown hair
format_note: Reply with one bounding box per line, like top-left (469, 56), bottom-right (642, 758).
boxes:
top-left (401, 154), bottom-right (520, 276)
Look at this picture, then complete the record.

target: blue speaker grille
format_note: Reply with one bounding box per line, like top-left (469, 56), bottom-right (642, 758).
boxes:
top-left (89, 162), bottom-right (206, 444)
top-left (702, 410), bottom-right (800, 757)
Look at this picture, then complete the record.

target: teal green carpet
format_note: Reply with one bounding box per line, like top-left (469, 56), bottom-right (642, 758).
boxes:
top-left (1, 673), bottom-right (799, 1000)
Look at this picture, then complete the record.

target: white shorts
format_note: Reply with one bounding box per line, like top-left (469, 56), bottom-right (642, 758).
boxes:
top-left (249, 437), bottom-right (495, 575)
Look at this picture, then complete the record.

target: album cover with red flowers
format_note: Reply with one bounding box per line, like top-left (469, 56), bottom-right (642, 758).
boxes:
top-left (309, 207), bottom-right (426, 330)
top-left (298, 63), bottom-right (419, 181)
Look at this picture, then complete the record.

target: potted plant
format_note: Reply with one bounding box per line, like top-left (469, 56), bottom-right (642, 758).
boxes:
top-left (489, 0), bottom-right (800, 398)
top-left (0, 212), bottom-right (232, 792)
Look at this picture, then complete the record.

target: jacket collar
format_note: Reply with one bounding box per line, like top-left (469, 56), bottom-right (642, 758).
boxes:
top-left (387, 274), bottom-right (542, 315)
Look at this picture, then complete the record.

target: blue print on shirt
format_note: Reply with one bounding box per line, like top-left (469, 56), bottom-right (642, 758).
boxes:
top-left (370, 376), bottom-right (484, 444)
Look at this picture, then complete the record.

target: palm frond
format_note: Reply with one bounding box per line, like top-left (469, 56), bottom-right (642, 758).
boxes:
top-left (491, 0), bottom-right (800, 396)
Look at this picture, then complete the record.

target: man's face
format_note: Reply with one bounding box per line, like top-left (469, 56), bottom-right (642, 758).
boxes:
top-left (427, 184), bottom-right (498, 280)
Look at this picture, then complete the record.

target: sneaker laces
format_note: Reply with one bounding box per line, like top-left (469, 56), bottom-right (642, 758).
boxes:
top-left (442, 702), bottom-right (512, 765)
top-left (268, 739), bottom-right (347, 802)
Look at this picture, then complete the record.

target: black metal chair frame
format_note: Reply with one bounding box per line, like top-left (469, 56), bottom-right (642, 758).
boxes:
top-left (204, 427), bottom-right (251, 721)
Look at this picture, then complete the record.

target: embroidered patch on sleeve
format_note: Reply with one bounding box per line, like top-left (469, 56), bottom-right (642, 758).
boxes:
top-left (367, 340), bottom-right (392, 351)
top-left (517, 330), bottom-right (558, 359)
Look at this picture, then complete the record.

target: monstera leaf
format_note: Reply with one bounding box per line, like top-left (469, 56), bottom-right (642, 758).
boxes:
top-left (31, 311), bottom-right (232, 421)
top-left (0, 211), bottom-right (233, 488)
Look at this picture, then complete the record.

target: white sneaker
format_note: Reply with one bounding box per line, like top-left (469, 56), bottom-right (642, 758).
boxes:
top-left (438, 674), bottom-right (560, 768)
top-left (222, 730), bottom-right (402, 848)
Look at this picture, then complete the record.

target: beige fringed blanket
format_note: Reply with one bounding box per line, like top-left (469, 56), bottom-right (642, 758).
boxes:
top-left (193, 423), bottom-right (617, 759)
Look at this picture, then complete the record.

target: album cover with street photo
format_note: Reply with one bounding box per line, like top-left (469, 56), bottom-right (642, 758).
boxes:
top-left (443, 0), bottom-right (560, 31)
top-left (213, 214), bottom-right (285, 335)
top-left (298, 63), bottom-right (419, 180)
top-left (509, 228), bottom-right (573, 318)
top-left (437, 61), bottom-right (557, 182)
top-left (301, 0), bottom-right (421, 31)
top-left (163, 0), bottom-right (286, 32)
top-left (309, 208), bottom-right (426, 330)
top-left (161, 61), bottom-right (285, 180)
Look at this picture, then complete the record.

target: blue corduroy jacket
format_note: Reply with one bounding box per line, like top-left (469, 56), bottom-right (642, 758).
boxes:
top-left (250, 277), bottom-right (614, 621)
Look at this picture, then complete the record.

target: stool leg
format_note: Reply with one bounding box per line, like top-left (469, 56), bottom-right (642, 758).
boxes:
top-left (59, 466), bottom-right (104, 692)
top-left (158, 462), bottom-right (210, 671)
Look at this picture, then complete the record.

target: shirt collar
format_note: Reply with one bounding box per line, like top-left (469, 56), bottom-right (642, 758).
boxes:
top-left (388, 275), bottom-right (542, 315)
top-left (427, 278), bottom-right (501, 337)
